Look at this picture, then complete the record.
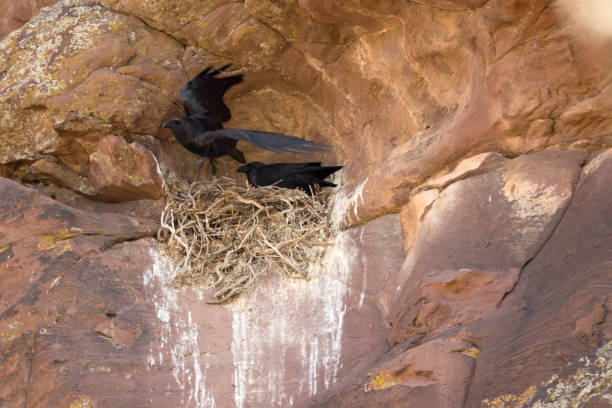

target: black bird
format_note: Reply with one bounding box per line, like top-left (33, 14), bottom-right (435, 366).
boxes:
top-left (162, 66), bottom-right (330, 173)
top-left (236, 161), bottom-right (343, 193)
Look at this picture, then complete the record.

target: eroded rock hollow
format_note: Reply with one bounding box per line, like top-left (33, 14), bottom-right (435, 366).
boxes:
top-left (1, 0), bottom-right (611, 407)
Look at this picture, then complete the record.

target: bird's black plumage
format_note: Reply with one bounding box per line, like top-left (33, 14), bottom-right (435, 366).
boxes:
top-left (236, 161), bottom-right (343, 193)
top-left (180, 65), bottom-right (241, 120)
top-left (163, 66), bottom-right (330, 172)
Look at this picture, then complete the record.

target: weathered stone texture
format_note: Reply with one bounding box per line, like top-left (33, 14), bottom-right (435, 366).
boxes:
top-left (0, 2), bottom-right (183, 182)
top-left (0, 0), bottom-right (56, 40)
top-left (0, 1), bottom-right (611, 407)
top-left (463, 147), bottom-right (612, 407)
top-left (88, 135), bottom-right (163, 201)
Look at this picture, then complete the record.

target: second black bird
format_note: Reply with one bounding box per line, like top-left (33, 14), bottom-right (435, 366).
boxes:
top-left (236, 161), bottom-right (343, 193)
top-left (162, 66), bottom-right (330, 173)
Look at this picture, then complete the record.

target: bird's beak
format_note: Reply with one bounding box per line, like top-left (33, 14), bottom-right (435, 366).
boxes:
top-left (162, 120), bottom-right (171, 129)
top-left (236, 165), bottom-right (248, 173)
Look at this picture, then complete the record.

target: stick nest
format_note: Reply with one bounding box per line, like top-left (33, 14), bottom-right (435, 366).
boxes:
top-left (157, 177), bottom-right (336, 303)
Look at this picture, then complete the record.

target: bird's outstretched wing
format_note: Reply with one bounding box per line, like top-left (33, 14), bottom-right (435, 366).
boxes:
top-left (180, 65), bottom-right (244, 123)
top-left (198, 128), bottom-right (331, 154)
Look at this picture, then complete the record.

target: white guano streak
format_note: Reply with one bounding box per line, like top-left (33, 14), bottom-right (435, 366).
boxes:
top-left (230, 223), bottom-right (358, 407)
top-left (144, 249), bottom-right (216, 408)
top-left (331, 177), bottom-right (368, 229)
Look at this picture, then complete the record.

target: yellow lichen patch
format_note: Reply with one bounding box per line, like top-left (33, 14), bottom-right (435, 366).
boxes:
top-left (1, 320), bottom-right (23, 342)
top-left (462, 346), bottom-right (480, 359)
top-left (38, 233), bottom-right (76, 251)
top-left (69, 395), bottom-right (96, 408)
top-left (365, 370), bottom-right (400, 391)
top-left (484, 345), bottom-right (612, 407)
top-left (128, 174), bottom-right (144, 184)
top-left (481, 386), bottom-right (537, 407)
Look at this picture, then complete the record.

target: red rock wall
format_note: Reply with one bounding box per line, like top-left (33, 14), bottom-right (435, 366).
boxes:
top-left (0, 0), bottom-right (56, 40)
top-left (0, 1), bottom-right (610, 407)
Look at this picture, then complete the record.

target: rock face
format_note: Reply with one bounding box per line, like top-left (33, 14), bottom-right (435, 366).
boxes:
top-left (0, 0), bottom-right (56, 39)
top-left (0, 178), bottom-right (159, 406)
top-left (88, 135), bottom-right (163, 201)
top-left (1, 1), bottom-right (611, 407)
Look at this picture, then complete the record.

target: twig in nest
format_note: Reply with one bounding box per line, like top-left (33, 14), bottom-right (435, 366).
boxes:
top-left (157, 177), bottom-right (336, 303)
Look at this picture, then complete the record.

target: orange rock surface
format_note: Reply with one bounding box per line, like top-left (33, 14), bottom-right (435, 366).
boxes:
top-left (0, 1), bottom-right (610, 407)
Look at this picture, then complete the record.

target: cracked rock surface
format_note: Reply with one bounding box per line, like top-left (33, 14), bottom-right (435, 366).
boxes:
top-left (0, 0), bottom-right (611, 407)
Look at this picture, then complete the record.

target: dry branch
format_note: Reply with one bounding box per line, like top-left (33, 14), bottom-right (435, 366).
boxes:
top-left (157, 177), bottom-right (335, 303)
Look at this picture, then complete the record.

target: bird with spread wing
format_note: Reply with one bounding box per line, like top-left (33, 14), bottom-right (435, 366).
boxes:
top-left (163, 66), bottom-right (330, 173)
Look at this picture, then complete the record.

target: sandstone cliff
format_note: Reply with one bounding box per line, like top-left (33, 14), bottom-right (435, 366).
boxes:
top-left (0, 0), bottom-right (610, 407)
